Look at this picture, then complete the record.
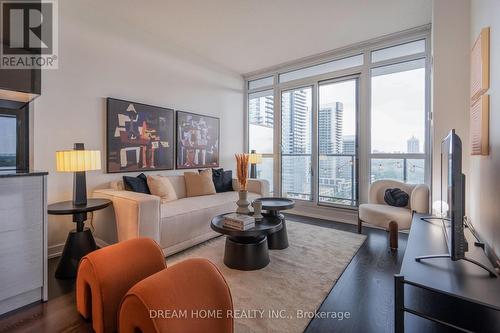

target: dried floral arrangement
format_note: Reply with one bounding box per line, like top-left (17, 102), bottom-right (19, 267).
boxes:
top-left (235, 153), bottom-right (249, 191)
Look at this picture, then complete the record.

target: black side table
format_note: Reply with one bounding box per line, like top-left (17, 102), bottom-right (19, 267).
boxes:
top-left (211, 213), bottom-right (282, 270)
top-left (253, 198), bottom-right (295, 250)
top-left (48, 198), bottom-right (112, 279)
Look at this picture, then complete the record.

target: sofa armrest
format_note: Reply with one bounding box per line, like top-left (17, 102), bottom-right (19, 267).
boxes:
top-left (93, 189), bottom-right (161, 243)
top-left (232, 178), bottom-right (270, 197)
top-left (410, 184), bottom-right (430, 214)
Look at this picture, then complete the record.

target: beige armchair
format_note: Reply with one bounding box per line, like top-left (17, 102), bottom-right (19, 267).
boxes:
top-left (358, 180), bottom-right (429, 249)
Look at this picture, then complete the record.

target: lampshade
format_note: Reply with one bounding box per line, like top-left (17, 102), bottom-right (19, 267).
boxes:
top-left (432, 200), bottom-right (449, 218)
top-left (56, 150), bottom-right (101, 172)
top-left (249, 152), bottom-right (262, 164)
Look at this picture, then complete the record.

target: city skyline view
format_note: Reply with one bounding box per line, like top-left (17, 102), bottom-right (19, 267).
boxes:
top-left (248, 64), bottom-right (426, 205)
top-left (0, 116), bottom-right (16, 169)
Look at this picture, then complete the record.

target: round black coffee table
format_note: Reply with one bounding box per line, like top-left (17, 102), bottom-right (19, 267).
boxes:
top-left (48, 198), bottom-right (112, 279)
top-left (211, 213), bottom-right (282, 271)
top-left (253, 197), bottom-right (295, 250)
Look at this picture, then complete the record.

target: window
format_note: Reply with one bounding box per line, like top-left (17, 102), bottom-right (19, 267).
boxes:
top-left (370, 59), bottom-right (426, 184)
top-left (248, 90), bottom-right (274, 154)
top-left (245, 29), bottom-right (430, 208)
top-left (371, 39), bottom-right (425, 63)
top-left (256, 156), bottom-right (274, 193)
top-left (281, 87), bottom-right (312, 200)
top-left (0, 115), bottom-right (16, 169)
top-left (248, 90), bottom-right (274, 192)
top-left (318, 79), bottom-right (358, 206)
top-left (0, 108), bottom-right (29, 170)
top-left (279, 54), bottom-right (363, 83)
top-left (248, 76), bottom-right (274, 90)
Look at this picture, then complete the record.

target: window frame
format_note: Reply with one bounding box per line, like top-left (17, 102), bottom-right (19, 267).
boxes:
top-left (244, 25), bottom-right (431, 210)
top-left (368, 57), bottom-right (430, 185)
top-left (0, 106), bottom-right (29, 170)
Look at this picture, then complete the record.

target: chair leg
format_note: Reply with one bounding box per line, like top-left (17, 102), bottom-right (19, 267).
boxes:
top-left (389, 221), bottom-right (398, 250)
top-left (357, 217), bottom-right (362, 234)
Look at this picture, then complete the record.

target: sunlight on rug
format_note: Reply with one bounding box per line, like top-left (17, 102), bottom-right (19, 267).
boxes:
top-left (168, 221), bottom-right (366, 333)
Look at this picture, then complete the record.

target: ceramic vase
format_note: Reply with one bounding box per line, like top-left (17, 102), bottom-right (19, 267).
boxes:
top-left (252, 200), bottom-right (263, 221)
top-left (236, 190), bottom-right (250, 214)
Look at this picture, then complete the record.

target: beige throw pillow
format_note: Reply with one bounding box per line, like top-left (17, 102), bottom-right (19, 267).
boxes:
top-left (147, 175), bottom-right (178, 203)
top-left (184, 169), bottom-right (216, 197)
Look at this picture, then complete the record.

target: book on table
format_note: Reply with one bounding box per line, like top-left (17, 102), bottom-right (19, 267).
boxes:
top-left (223, 213), bottom-right (255, 230)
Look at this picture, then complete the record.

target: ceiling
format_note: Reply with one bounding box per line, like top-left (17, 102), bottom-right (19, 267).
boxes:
top-left (78, 0), bottom-right (432, 75)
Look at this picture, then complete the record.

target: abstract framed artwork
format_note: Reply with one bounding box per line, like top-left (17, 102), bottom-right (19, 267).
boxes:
top-left (176, 111), bottom-right (220, 169)
top-left (106, 98), bottom-right (174, 173)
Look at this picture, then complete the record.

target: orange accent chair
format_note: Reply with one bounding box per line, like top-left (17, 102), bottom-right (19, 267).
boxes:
top-left (76, 238), bottom-right (166, 333)
top-left (119, 258), bottom-right (233, 333)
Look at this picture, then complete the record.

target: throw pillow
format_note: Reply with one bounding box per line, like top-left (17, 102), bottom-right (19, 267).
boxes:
top-left (123, 173), bottom-right (150, 194)
top-left (384, 188), bottom-right (409, 207)
top-left (184, 169), bottom-right (216, 197)
top-left (212, 168), bottom-right (233, 193)
top-left (147, 175), bottom-right (178, 203)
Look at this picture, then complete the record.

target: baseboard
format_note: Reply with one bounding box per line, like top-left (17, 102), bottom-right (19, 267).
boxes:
top-left (48, 238), bottom-right (111, 259)
top-left (288, 207), bottom-right (358, 225)
top-left (48, 243), bottom-right (65, 259)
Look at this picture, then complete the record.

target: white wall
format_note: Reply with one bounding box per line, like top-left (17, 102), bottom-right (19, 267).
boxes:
top-left (431, 0), bottom-right (470, 205)
top-left (33, 1), bottom-right (244, 251)
top-left (469, 0), bottom-right (500, 260)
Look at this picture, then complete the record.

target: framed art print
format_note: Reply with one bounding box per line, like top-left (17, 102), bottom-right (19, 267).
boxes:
top-left (470, 27), bottom-right (490, 102)
top-left (470, 94), bottom-right (489, 156)
top-left (106, 98), bottom-right (174, 173)
top-left (176, 111), bottom-right (220, 169)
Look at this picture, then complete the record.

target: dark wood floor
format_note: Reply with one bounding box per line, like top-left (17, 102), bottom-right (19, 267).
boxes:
top-left (293, 215), bottom-right (408, 333)
top-left (0, 215), bottom-right (408, 333)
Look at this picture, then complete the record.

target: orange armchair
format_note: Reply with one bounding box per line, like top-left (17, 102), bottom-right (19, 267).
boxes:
top-left (76, 238), bottom-right (166, 333)
top-left (119, 258), bottom-right (233, 333)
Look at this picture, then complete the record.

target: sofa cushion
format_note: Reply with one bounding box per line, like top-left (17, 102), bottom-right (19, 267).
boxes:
top-left (184, 170), bottom-right (216, 197)
top-left (166, 175), bottom-right (187, 199)
top-left (212, 168), bottom-right (233, 193)
top-left (147, 175), bottom-right (178, 203)
top-left (123, 173), bottom-right (150, 194)
top-left (160, 191), bottom-right (259, 218)
top-left (159, 191), bottom-right (260, 251)
top-left (359, 203), bottom-right (412, 230)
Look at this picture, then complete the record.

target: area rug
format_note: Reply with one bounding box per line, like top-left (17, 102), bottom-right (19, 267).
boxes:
top-left (168, 221), bottom-right (366, 333)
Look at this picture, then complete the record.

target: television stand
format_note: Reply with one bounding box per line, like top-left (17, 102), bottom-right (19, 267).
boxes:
top-left (415, 254), bottom-right (497, 278)
top-left (395, 213), bottom-right (500, 332)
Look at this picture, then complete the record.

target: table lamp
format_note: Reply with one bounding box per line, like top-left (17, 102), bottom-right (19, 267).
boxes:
top-left (56, 143), bottom-right (101, 206)
top-left (248, 150), bottom-right (262, 178)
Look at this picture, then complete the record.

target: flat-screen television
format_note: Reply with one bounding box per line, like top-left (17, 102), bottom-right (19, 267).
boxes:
top-left (441, 129), bottom-right (468, 260)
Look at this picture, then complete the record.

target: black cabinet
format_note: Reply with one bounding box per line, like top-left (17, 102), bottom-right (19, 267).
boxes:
top-left (0, 43), bottom-right (41, 109)
top-left (395, 214), bottom-right (500, 332)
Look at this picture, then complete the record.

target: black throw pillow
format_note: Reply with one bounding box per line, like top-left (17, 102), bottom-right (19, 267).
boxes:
top-left (211, 168), bottom-right (233, 193)
top-left (123, 173), bottom-right (150, 194)
top-left (384, 188), bottom-right (409, 207)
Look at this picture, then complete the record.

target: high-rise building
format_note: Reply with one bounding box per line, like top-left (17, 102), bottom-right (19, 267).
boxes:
top-left (407, 136), bottom-right (420, 153)
top-left (318, 102), bottom-right (343, 154)
top-left (336, 134), bottom-right (356, 201)
top-left (281, 89), bottom-right (310, 199)
top-left (249, 94), bottom-right (273, 128)
top-left (318, 102), bottom-right (344, 202)
top-left (282, 90), bottom-right (309, 154)
top-left (342, 135), bottom-right (356, 155)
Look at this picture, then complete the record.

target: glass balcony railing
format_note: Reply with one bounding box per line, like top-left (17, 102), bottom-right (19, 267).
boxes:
top-left (319, 154), bottom-right (357, 206)
top-left (370, 158), bottom-right (425, 184)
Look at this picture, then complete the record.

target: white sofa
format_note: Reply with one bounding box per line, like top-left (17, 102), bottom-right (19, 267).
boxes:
top-left (92, 176), bottom-right (269, 256)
